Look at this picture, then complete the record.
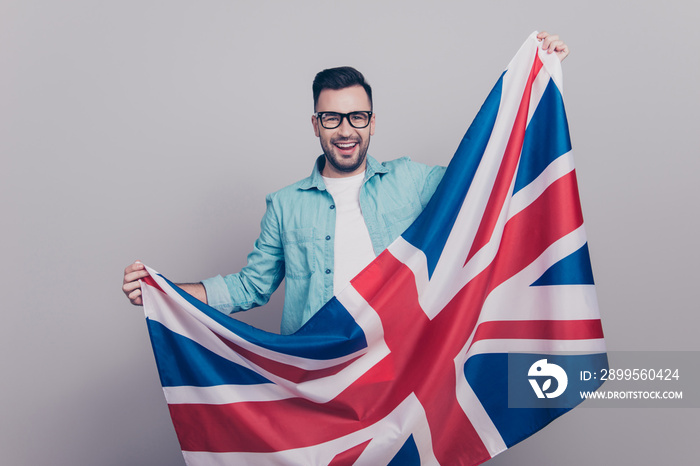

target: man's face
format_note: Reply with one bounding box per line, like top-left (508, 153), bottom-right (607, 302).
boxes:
top-left (312, 85), bottom-right (375, 178)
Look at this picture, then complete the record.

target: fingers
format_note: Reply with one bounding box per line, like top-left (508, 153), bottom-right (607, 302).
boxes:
top-left (122, 277), bottom-right (143, 293)
top-left (123, 260), bottom-right (148, 306)
top-left (128, 288), bottom-right (143, 306)
top-left (124, 260), bottom-right (145, 276)
top-left (537, 31), bottom-right (570, 61)
top-left (537, 32), bottom-right (560, 52)
top-left (124, 268), bottom-right (149, 285)
top-left (123, 260), bottom-right (148, 282)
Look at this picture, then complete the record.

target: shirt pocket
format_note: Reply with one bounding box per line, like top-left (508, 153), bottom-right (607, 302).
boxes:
top-left (281, 227), bottom-right (316, 279)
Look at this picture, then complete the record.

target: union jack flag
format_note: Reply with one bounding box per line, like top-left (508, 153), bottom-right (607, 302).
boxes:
top-left (141, 32), bottom-right (606, 465)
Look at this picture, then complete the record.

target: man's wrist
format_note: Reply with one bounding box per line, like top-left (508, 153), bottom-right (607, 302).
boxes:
top-left (177, 282), bottom-right (208, 304)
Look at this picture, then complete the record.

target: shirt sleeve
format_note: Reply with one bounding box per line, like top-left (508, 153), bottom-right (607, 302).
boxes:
top-left (202, 194), bottom-right (286, 314)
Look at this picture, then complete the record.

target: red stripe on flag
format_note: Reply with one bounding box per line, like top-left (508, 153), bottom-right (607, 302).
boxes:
top-left (328, 440), bottom-right (371, 465)
top-left (466, 53), bottom-right (544, 264)
top-left (142, 275), bottom-right (165, 294)
top-left (214, 333), bottom-right (363, 384)
top-left (169, 396), bottom-right (376, 453)
top-left (473, 319), bottom-right (604, 343)
top-left (485, 169), bottom-right (584, 293)
top-left (352, 253), bottom-right (493, 465)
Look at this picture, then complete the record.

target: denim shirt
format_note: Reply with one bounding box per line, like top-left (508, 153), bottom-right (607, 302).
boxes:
top-left (202, 155), bottom-right (445, 334)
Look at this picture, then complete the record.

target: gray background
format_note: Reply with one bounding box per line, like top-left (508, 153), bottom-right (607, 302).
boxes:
top-left (2, 0), bottom-right (698, 464)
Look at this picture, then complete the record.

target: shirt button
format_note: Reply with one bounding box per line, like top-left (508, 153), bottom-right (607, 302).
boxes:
top-left (325, 269), bottom-right (331, 274)
top-left (325, 235), bottom-right (331, 241)
top-left (330, 205), bottom-right (335, 210)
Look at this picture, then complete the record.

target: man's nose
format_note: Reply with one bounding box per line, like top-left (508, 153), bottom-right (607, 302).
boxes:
top-left (336, 116), bottom-right (354, 136)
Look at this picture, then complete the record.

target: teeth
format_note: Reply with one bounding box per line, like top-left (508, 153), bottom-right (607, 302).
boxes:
top-left (336, 143), bottom-right (356, 148)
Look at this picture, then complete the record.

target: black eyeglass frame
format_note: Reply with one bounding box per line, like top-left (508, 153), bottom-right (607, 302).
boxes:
top-left (315, 111), bottom-right (373, 129)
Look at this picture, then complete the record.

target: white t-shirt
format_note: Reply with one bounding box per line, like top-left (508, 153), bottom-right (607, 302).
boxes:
top-left (322, 172), bottom-right (376, 295)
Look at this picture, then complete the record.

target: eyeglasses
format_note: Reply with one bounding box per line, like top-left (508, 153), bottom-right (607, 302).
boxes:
top-left (315, 111), bottom-right (373, 129)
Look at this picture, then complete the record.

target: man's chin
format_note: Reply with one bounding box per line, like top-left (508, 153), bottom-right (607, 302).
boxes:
top-left (325, 153), bottom-right (366, 175)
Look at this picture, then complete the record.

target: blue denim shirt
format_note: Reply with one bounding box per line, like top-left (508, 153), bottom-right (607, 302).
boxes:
top-left (202, 155), bottom-right (445, 334)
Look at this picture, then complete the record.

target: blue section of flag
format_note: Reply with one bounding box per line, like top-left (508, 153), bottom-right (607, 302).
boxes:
top-left (388, 435), bottom-right (420, 466)
top-left (464, 353), bottom-right (570, 448)
top-left (531, 243), bottom-right (595, 286)
top-left (513, 79), bottom-right (572, 194)
top-left (164, 276), bottom-right (368, 360)
top-left (146, 319), bottom-right (271, 387)
top-left (402, 74), bottom-right (504, 279)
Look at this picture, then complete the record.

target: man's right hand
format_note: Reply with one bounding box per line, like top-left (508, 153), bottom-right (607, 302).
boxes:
top-left (122, 261), bottom-right (149, 306)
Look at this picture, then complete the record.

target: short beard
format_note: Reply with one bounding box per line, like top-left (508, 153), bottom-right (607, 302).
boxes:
top-left (323, 149), bottom-right (367, 174)
top-left (320, 136), bottom-right (370, 175)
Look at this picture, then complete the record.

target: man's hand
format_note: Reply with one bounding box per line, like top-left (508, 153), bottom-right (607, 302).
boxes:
top-left (537, 31), bottom-right (569, 62)
top-left (122, 261), bottom-right (208, 306)
top-left (123, 260), bottom-right (149, 305)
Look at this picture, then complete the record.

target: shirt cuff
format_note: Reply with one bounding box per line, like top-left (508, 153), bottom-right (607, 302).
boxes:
top-left (201, 275), bottom-right (234, 314)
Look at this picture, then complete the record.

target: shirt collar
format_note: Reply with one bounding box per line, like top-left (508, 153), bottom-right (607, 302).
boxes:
top-left (299, 155), bottom-right (389, 191)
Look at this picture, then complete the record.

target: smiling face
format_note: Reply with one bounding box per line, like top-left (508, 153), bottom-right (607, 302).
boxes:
top-left (312, 85), bottom-right (375, 178)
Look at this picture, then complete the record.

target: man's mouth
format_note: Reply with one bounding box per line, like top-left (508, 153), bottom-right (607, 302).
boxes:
top-left (333, 140), bottom-right (359, 153)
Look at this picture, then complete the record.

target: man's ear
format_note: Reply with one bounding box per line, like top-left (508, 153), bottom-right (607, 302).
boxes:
top-left (369, 112), bottom-right (375, 136)
top-left (311, 114), bottom-right (320, 137)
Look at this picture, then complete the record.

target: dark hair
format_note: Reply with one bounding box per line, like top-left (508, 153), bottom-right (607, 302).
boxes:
top-left (312, 66), bottom-right (372, 111)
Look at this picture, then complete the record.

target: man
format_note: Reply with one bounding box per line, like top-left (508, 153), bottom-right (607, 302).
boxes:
top-left (123, 32), bottom-right (569, 334)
